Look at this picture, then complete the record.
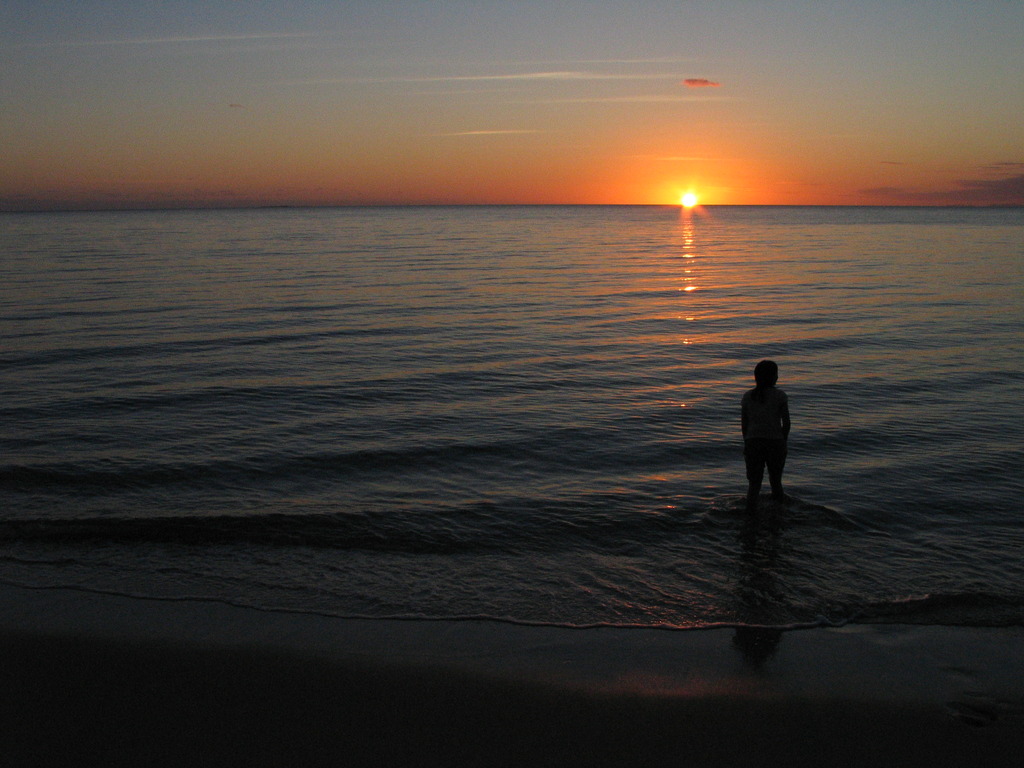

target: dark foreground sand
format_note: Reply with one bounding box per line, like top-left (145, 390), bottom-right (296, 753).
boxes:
top-left (1, 585), bottom-right (1021, 767)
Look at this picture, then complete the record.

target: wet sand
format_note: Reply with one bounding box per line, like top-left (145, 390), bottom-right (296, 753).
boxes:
top-left (1, 584), bottom-right (1021, 767)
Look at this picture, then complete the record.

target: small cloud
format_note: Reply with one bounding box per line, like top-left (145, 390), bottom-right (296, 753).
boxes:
top-left (682, 78), bottom-right (720, 88)
top-left (958, 173), bottom-right (1024, 198)
top-left (861, 167), bottom-right (1024, 206)
top-left (228, 103), bottom-right (245, 109)
top-left (985, 161), bottom-right (1024, 172)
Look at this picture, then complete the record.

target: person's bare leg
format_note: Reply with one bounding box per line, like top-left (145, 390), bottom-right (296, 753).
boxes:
top-left (767, 443), bottom-right (787, 502)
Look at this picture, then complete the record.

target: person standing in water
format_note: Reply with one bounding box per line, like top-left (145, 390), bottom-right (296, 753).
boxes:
top-left (741, 360), bottom-right (790, 513)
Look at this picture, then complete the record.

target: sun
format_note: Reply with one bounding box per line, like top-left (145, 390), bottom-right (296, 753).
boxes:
top-left (680, 192), bottom-right (699, 208)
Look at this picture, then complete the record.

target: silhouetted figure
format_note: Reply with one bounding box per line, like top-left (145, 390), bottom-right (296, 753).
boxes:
top-left (741, 360), bottom-right (790, 514)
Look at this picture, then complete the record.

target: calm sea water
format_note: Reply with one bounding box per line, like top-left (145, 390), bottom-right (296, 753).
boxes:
top-left (1, 205), bottom-right (1022, 629)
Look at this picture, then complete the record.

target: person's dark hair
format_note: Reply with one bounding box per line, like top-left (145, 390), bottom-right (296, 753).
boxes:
top-left (752, 359), bottom-right (778, 402)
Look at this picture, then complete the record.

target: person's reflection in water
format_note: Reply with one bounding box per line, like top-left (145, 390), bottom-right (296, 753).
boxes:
top-left (732, 625), bottom-right (782, 669)
top-left (733, 516), bottom-right (784, 669)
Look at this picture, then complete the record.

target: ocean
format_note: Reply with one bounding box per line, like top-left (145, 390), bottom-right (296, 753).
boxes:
top-left (1, 205), bottom-right (1022, 630)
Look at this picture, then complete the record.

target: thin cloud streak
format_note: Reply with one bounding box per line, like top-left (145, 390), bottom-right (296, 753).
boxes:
top-left (299, 71), bottom-right (690, 85)
top-left (436, 130), bottom-right (542, 136)
top-left (513, 57), bottom-right (700, 66)
top-left (504, 95), bottom-right (733, 104)
top-left (19, 32), bottom-right (323, 48)
top-left (657, 155), bottom-right (737, 162)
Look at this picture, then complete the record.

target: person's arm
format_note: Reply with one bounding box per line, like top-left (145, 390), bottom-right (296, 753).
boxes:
top-left (741, 399), bottom-right (749, 438)
top-left (780, 396), bottom-right (791, 440)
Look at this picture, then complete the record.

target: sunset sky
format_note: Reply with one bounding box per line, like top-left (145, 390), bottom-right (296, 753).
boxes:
top-left (3, 0), bottom-right (1023, 209)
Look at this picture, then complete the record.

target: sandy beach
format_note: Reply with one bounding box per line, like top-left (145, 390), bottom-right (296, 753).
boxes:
top-left (1, 584), bottom-right (1021, 767)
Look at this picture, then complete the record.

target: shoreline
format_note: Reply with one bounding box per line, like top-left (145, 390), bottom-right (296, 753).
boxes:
top-left (2, 584), bottom-right (1022, 766)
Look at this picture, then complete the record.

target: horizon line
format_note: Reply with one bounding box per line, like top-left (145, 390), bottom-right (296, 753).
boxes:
top-left (3, 202), bottom-right (1023, 214)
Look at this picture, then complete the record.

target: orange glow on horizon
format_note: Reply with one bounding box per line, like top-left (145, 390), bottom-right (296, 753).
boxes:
top-left (3, 2), bottom-right (1021, 212)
